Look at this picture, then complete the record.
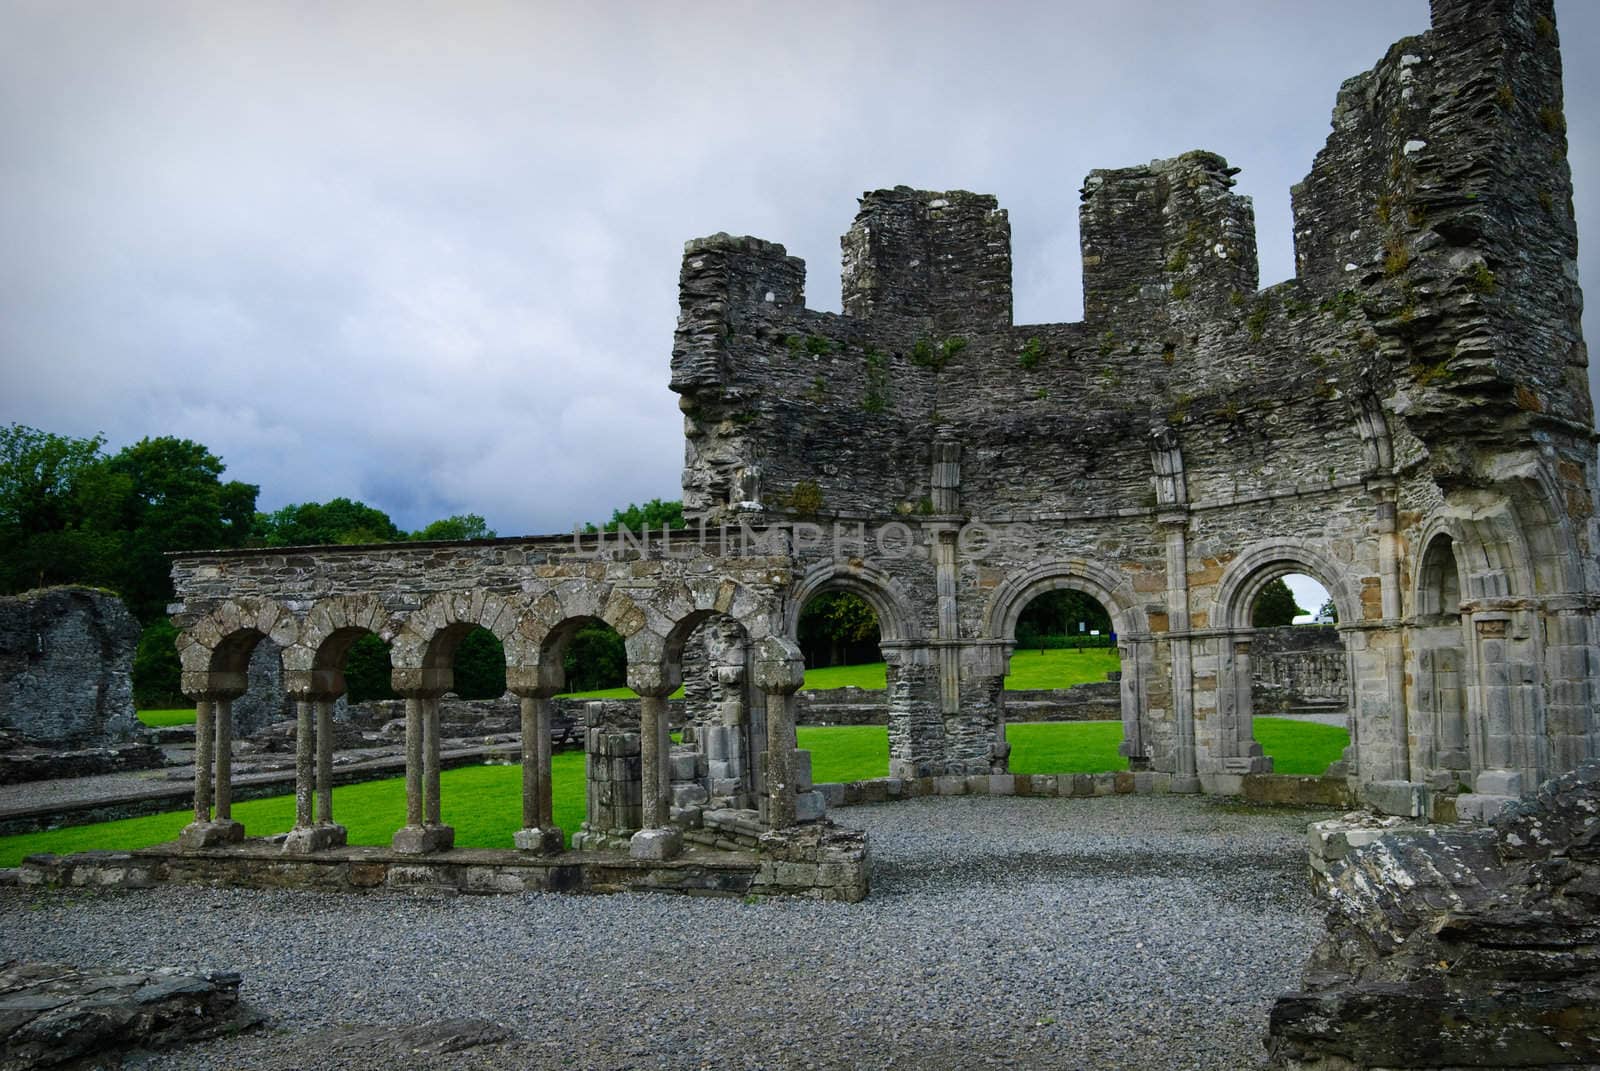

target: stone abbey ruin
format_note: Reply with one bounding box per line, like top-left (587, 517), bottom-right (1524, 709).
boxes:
top-left (32, 0), bottom-right (1587, 912)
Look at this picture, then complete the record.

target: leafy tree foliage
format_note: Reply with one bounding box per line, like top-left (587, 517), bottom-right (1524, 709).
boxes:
top-left (588, 498), bottom-right (685, 532)
top-left (798, 592), bottom-right (881, 668)
top-left (344, 634), bottom-right (395, 704)
top-left (1317, 598), bottom-right (1338, 624)
top-left (453, 628), bottom-right (507, 698)
top-left (412, 514), bottom-right (495, 542)
top-left (1015, 589), bottom-right (1112, 648)
top-left (131, 618), bottom-right (184, 708)
top-left (106, 436), bottom-right (257, 621)
top-left (1252, 578), bottom-right (1307, 627)
top-left (254, 497), bottom-right (402, 547)
top-left (0, 425), bottom-right (257, 621)
top-left (563, 623), bottom-right (627, 691)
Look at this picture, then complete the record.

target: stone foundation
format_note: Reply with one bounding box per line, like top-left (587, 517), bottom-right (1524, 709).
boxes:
top-left (15, 827), bottom-right (869, 902)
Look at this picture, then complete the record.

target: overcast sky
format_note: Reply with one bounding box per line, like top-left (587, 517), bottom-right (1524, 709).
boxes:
top-left (3, 1), bottom-right (1597, 538)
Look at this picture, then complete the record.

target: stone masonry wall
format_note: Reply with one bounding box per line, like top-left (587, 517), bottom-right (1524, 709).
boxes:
top-left (0, 587), bottom-right (141, 748)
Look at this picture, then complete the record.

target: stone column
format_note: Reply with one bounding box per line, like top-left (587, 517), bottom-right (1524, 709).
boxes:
top-left (316, 699), bottom-right (336, 825)
top-left (192, 698), bottom-right (214, 826)
top-left (404, 695), bottom-right (424, 827)
top-left (755, 635), bottom-right (813, 829)
top-left (284, 693), bottom-right (348, 855)
top-left (292, 699), bottom-right (314, 830)
top-left (513, 690), bottom-right (563, 854)
top-left (392, 690), bottom-right (454, 854)
top-left (214, 698), bottom-right (234, 822)
top-left (424, 696), bottom-right (443, 827)
top-left (1161, 513), bottom-right (1200, 792)
top-left (179, 693), bottom-right (246, 849)
top-left (628, 664), bottom-right (682, 861)
top-left (1471, 615), bottom-right (1521, 797)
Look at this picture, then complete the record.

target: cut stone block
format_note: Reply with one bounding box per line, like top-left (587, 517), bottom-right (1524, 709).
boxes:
top-left (629, 826), bottom-right (682, 861)
top-left (391, 824), bottom-right (455, 855)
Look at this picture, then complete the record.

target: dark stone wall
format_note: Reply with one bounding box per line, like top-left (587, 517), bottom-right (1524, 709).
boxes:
top-left (0, 587), bottom-right (141, 748)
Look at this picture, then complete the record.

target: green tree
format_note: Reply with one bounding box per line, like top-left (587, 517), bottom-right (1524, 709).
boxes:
top-left (106, 436), bottom-right (257, 620)
top-left (130, 618), bottom-right (184, 708)
top-left (1253, 578), bottom-right (1307, 627)
top-left (588, 498), bottom-right (685, 533)
top-left (254, 497), bottom-right (402, 547)
top-left (563, 624), bottom-right (627, 691)
top-left (412, 514), bottom-right (496, 542)
top-left (452, 628), bottom-right (507, 698)
top-left (1016, 589), bottom-right (1112, 645)
top-left (1317, 598), bottom-right (1338, 624)
top-left (344, 634), bottom-right (396, 703)
top-left (0, 425), bottom-right (127, 594)
top-left (798, 592), bottom-right (881, 668)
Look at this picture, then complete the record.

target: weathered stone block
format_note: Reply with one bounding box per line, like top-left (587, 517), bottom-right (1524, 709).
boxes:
top-left (628, 827), bottom-right (682, 861)
top-left (282, 824), bottom-right (347, 855)
top-left (1360, 780), bottom-right (1426, 818)
top-left (391, 825), bottom-right (455, 855)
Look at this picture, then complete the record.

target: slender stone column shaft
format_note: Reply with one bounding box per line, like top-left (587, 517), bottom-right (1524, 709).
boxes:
top-left (316, 699), bottom-right (335, 823)
top-left (293, 699), bottom-right (314, 828)
top-left (193, 699), bottom-right (214, 823)
top-left (535, 697), bottom-right (554, 828)
top-left (404, 697), bottom-right (424, 827)
top-left (424, 697), bottom-right (443, 826)
top-left (520, 695), bottom-right (539, 829)
top-left (639, 695), bottom-right (668, 829)
top-left (214, 699), bottom-right (233, 821)
top-left (765, 688), bottom-right (797, 829)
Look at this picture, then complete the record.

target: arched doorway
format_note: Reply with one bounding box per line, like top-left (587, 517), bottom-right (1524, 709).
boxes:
top-left (1001, 586), bottom-right (1126, 775)
top-left (1411, 533), bottom-right (1471, 788)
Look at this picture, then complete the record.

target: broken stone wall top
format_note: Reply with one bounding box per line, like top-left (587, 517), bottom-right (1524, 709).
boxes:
top-left (670, 0), bottom-right (1591, 537)
top-left (0, 586), bottom-right (141, 748)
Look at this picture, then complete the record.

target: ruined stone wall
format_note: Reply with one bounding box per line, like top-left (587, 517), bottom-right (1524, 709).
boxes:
top-left (0, 587), bottom-right (141, 748)
top-left (1250, 626), bottom-right (1348, 712)
top-left (170, 0), bottom-right (1598, 810)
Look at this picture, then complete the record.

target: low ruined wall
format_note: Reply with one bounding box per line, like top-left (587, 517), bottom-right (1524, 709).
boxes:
top-left (0, 587), bottom-right (141, 749)
top-left (1251, 626), bottom-right (1346, 713)
top-left (798, 682), bottom-right (1120, 726)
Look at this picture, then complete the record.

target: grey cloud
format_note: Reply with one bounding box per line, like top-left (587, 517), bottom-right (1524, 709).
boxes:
top-left (1, 1), bottom-right (1594, 536)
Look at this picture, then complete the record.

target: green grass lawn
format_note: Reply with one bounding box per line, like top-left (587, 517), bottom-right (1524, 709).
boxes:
top-left (1, 719), bottom-right (1348, 866)
top-left (0, 751), bottom-right (589, 868)
top-left (1253, 717), bottom-right (1350, 775)
top-left (137, 709), bottom-right (197, 728)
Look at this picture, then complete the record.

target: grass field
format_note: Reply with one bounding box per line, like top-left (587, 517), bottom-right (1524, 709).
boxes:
top-left (2, 718), bottom-right (1348, 867)
top-left (136, 709), bottom-right (198, 727)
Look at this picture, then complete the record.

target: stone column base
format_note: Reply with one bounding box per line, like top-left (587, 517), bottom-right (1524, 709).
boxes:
top-left (178, 820), bottom-right (245, 850)
top-left (629, 827), bottom-right (682, 861)
top-left (391, 824), bottom-right (455, 855)
top-left (1168, 776), bottom-right (1202, 794)
top-left (282, 824), bottom-right (348, 855)
top-left (513, 826), bottom-right (565, 854)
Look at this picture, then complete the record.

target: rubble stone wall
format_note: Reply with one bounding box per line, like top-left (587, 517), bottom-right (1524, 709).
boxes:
top-left (0, 587), bottom-right (141, 748)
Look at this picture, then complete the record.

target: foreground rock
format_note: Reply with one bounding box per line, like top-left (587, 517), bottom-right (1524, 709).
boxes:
top-left (1268, 763), bottom-right (1600, 1068)
top-left (0, 961), bottom-right (260, 1068)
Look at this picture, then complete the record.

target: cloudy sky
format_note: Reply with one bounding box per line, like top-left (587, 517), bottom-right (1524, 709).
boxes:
top-left (3, 1), bottom-right (1597, 538)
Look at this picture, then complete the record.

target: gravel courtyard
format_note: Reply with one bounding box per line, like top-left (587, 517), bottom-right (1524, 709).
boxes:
top-left (1, 795), bottom-right (1337, 1070)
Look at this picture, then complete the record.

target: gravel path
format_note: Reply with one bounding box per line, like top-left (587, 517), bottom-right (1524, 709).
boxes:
top-left (0, 795), bottom-right (1335, 1070)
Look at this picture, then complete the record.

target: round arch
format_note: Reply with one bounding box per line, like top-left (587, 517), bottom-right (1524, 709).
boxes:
top-left (177, 598), bottom-right (299, 683)
top-left (389, 590), bottom-right (525, 672)
top-left (983, 559), bottom-right (1148, 642)
top-left (1212, 540), bottom-right (1361, 631)
top-left (782, 561), bottom-right (923, 644)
